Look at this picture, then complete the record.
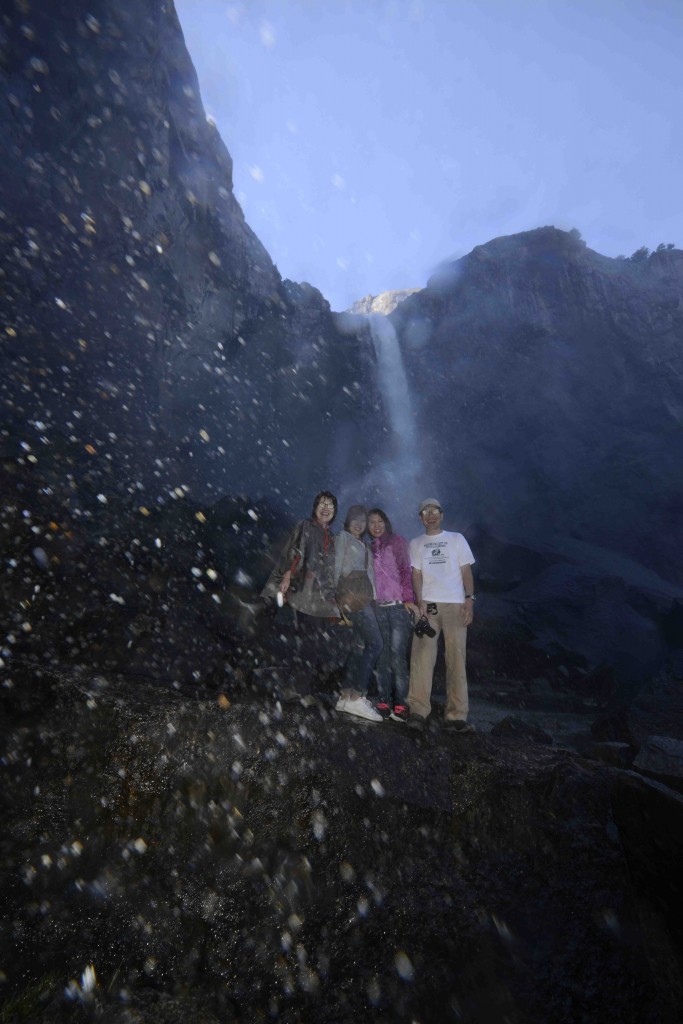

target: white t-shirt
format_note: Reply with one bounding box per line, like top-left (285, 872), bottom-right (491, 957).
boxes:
top-left (409, 530), bottom-right (475, 603)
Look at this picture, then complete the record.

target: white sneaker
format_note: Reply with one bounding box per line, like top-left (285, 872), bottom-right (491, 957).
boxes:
top-left (343, 696), bottom-right (382, 722)
top-left (335, 696), bottom-right (348, 712)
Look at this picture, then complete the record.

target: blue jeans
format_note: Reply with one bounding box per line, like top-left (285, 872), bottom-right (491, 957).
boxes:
top-left (342, 604), bottom-right (383, 695)
top-left (373, 603), bottom-right (412, 705)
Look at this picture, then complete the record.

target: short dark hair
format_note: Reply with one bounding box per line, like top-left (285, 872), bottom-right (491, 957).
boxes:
top-left (343, 504), bottom-right (368, 531)
top-left (367, 507), bottom-right (393, 536)
top-left (311, 490), bottom-right (337, 523)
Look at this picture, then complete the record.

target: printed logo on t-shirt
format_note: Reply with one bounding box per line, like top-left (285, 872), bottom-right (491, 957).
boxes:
top-left (426, 540), bottom-right (448, 565)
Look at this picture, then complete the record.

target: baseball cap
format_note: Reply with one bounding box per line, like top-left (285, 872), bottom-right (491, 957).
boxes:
top-left (419, 498), bottom-right (443, 514)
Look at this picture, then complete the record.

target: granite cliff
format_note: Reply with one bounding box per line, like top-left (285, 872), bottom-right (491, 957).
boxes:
top-left (2, 2), bottom-right (683, 1021)
top-left (1, 0), bottom-right (682, 687)
top-left (349, 288), bottom-right (420, 316)
top-left (392, 228), bottom-right (683, 584)
top-left (0, 0), bottom-right (382, 510)
top-left (386, 229), bottom-right (683, 684)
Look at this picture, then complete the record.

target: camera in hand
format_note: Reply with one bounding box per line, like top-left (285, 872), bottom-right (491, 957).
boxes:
top-left (414, 615), bottom-right (436, 638)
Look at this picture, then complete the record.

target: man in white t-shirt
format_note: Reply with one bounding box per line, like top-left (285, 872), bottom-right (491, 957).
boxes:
top-left (406, 498), bottom-right (476, 733)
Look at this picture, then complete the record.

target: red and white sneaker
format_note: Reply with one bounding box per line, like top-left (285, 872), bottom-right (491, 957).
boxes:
top-left (375, 702), bottom-right (392, 721)
top-left (390, 704), bottom-right (409, 723)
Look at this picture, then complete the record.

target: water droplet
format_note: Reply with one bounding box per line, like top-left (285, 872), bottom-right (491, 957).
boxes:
top-left (394, 950), bottom-right (415, 981)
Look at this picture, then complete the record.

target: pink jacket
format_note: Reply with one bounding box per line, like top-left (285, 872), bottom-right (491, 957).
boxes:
top-left (370, 533), bottom-right (415, 603)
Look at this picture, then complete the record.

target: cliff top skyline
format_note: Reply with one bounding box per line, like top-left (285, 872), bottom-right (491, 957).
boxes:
top-left (176, 0), bottom-right (682, 312)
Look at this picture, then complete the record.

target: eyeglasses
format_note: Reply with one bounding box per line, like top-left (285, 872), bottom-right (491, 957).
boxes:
top-left (317, 501), bottom-right (335, 509)
top-left (421, 507), bottom-right (442, 515)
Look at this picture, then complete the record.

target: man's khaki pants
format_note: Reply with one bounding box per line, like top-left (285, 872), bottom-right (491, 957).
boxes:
top-left (408, 603), bottom-right (468, 720)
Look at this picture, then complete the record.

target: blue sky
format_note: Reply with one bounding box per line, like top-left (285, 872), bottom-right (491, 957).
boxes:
top-left (175, 0), bottom-right (682, 311)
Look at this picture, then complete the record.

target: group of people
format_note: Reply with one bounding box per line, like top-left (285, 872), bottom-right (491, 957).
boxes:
top-left (262, 492), bottom-right (476, 733)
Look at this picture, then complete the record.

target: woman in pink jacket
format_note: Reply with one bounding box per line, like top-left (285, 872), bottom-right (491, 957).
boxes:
top-left (367, 508), bottom-right (419, 722)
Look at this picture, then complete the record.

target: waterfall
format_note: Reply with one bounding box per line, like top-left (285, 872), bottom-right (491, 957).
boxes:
top-left (363, 313), bottom-right (421, 526)
top-left (367, 313), bottom-right (419, 461)
top-left (333, 310), bottom-right (425, 532)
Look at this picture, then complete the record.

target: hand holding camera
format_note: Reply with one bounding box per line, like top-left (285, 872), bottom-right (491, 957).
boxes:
top-left (413, 615), bottom-right (437, 638)
top-left (413, 600), bottom-right (437, 638)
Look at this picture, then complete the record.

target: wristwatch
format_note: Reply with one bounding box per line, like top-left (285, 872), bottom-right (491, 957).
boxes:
top-left (465, 594), bottom-right (476, 601)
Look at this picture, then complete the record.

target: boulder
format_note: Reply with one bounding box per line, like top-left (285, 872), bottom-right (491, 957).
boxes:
top-left (611, 772), bottom-right (683, 1021)
top-left (490, 715), bottom-right (553, 745)
top-left (634, 736), bottom-right (683, 786)
top-left (583, 741), bottom-right (635, 770)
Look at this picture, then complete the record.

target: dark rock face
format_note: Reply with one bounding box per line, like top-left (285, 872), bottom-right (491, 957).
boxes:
top-left (390, 230), bottom-right (683, 680)
top-left (629, 667), bottom-right (683, 743)
top-left (610, 772), bottom-right (683, 1021)
top-left (490, 715), bottom-right (553, 745)
top-left (392, 229), bottom-right (683, 586)
top-left (0, 0), bottom-right (382, 509)
top-left (2, 680), bottom-right (681, 1023)
top-left (2, 0), bottom-right (682, 694)
top-left (633, 736), bottom-right (683, 787)
top-left (583, 741), bottom-right (635, 770)
top-left (1, 5), bottom-right (682, 1018)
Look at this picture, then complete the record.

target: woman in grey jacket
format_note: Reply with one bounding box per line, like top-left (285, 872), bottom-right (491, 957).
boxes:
top-left (334, 505), bottom-right (383, 722)
top-left (265, 491), bottom-right (339, 618)
top-left (261, 491), bottom-right (343, 696)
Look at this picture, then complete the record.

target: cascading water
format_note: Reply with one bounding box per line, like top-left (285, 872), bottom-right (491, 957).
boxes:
top-left (360, 313), bottom-right (422, 529)
top-left (367, 313), bottom-right (419, 462)
top-left (331, 310), bottom-right (427, 531)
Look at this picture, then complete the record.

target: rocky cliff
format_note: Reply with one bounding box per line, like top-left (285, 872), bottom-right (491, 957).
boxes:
top-left (392, 228), bottom-right (683, 585)
top-left (3, 0), bottom-right (683, 695)
top-left (388, 228), bottom-right (683, 681)
top-left (2, 4), bottom-right (683, 1021)
top-left (0, 0), bottom-right (382, 510)
top-left (349, 288), bottom-right (420, 316)
top-left (2, 1), bottom-right (683, 690)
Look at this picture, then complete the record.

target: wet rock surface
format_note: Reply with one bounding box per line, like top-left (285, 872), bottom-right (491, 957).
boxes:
top-left (633, 736), bottom-right (683, 790)
top-left (489, 715), bottom-right (554, 745)
top-left (2, 675), bottom-right (681, 1023)
top-left (391, 234), bottom-right (683, 685)
top-left (392, 231), bottom-right (683, 590)
top-left (582, 741), bottom-right (635, 770)
top-left (3, 440), bottom-right (681, 1022)
top-left (0, 0), bottom-right (381, 510)
top-left (1, 3), bottom-right (682, 1019)
top-left (610, 773), bottom-right (683, 1022)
